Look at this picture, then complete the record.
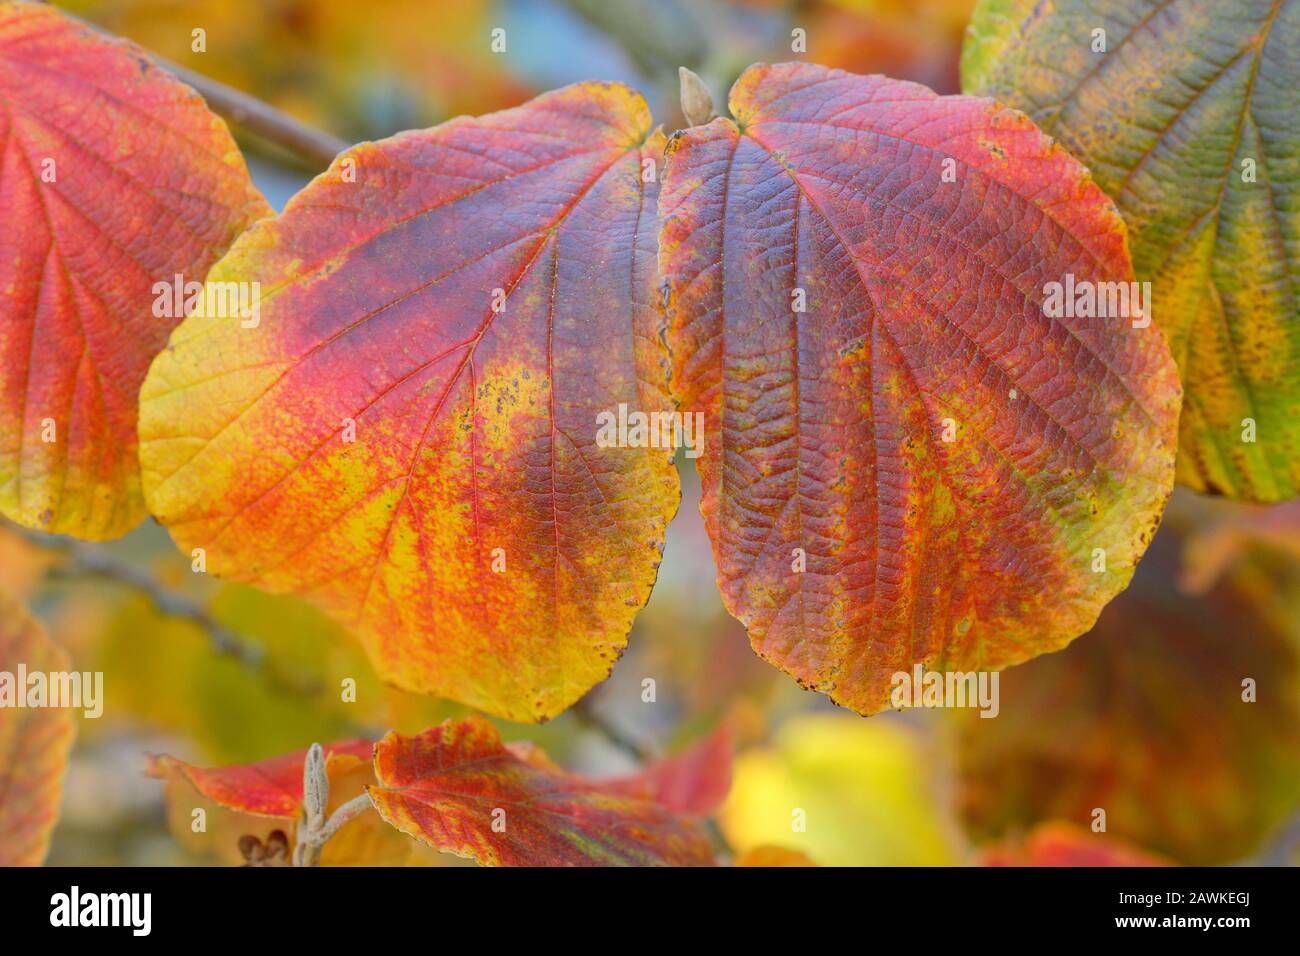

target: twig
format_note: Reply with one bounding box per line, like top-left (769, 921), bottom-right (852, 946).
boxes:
top-left (8, 522), bottom-right (258, 663)
top-left (318, 794), bottom-right (375, 843)
top-left (155, 56), bottom-right (350, 169)
top-left (56, 5), bottom-right (349, 169)
top-left (4, 520), bottom-right (321, 696)
top-left (571, 697), bottom-right (653, 762)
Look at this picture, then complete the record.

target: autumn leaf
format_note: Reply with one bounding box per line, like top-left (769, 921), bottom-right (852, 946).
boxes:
top-left (368, 716), bottom-right (717, 866)
top-left (658, 62), bottom-right (1180, 715)
top-left (0, 1), bottom-right (271, 539)
top-left (138, 82), bottom-right (678, 723)
top-left (963, 0), bottom-right (1299, 501)
top-left (979, 822), bottom-right (1170, 867)
top-left (148, 739), bottom-right (420, 865)
top-left (955, 509), bottom-right (1300, 865)
top-left (0, 588), bottom-right (76, 865)
top-left (149, 739), bottom-right (371, 817)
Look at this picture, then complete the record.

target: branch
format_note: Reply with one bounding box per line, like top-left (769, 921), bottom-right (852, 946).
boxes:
top-left (155, 56), bottom-right (350, 169)
top-left (4, 520), bottom-right (319, 696)
top-left (571, 697), bottom-right (653, 762)
top-left (56, 5), bottom-right (349, 169)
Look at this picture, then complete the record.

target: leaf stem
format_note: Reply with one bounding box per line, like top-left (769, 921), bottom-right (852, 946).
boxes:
top-left (572, 697), bottom-right (653, 761)
top-left (153, 55), bottom-right (350, 169)
top-left (318, 794), bottom-right (375, 844)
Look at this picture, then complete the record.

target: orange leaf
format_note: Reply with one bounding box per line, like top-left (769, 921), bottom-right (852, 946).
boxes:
top-left (658, 62), bottom-right (1180, 715)
top-left (139, 83), bottom-right (677, 721)
top-left (369, 716), bottom-right (717, 866)
top-left (0, 1), bottom-right (270, 539)
top-left (0, 588), bottom-right (75, 865)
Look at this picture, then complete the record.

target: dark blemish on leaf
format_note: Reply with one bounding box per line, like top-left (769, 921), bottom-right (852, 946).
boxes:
top-left (837, 334), bottom-right (867, 357)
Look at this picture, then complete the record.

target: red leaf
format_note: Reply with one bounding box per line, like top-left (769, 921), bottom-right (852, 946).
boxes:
top-left (369, 717), bottom-right (717, 866)
top-left (147, 739), bottom-right (372, 818)
top-left (658, 62), bottom-right (1180, 715)
top-left (980, 823), bottom-right (1170, 867)
top-left (0, 1), bottom-right (271, 538)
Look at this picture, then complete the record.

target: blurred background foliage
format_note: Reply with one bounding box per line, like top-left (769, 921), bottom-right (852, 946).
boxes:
top-left (5, 0), bottom-right (1297, 866)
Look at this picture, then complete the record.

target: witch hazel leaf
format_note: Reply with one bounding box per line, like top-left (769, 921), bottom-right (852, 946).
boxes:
top-left (658, 62), bottom-right (1180, 716)
top-left (0, 1), bottom-right (271, 539)
top-left (368, 717), bottom-right (717, 866)
top-left (139, 82), bottom-right (678, 723)
top-left (147, 739), bottom-right (373, 818)
top-left (963, 0), bottom-right (1300, 501)
top-left (0, 588), bottom-right (75, 866)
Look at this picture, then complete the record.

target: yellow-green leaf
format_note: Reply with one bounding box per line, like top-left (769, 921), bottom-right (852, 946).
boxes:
top-left (963, 0), bottom-right (1300, 500)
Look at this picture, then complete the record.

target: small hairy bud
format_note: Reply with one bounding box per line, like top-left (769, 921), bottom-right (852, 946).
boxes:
top-left (679, 67), bottom-right (715, 127)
